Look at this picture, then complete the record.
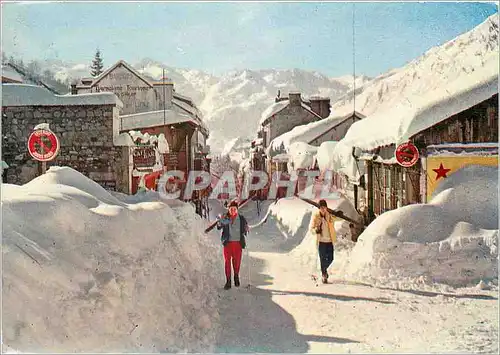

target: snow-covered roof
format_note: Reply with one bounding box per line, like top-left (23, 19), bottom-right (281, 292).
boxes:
top-left (301, 103), bottom-right (322, 119)
top-left (267, 111), bottom-right (362, 157)
top-left (172, 100), bottom-right (208, 133)
top-left (426, 142), bottom-right (498, 157)
top-left (120, 109), bottom-right (203, 131)
top-left (172, 98), bottom-right (203, 120)
top-left (259, 99), bottom-right (322, 127)
top-left (173, 92), bottom-right (194, 104)
top-left (259, 100), bottom-right (289, 125)
top-left (1, 84), bottom-right (124, 107)
top-left (331, 63), bottom-right (498, 182)
top-left (346, 74), bottom-right (497, 151)
top-left (1, 65), bottom-right (23, 83)
top-left (151, 76), bottom-right (174, 85)
top-left (426, 142), bottom-right (498, 149)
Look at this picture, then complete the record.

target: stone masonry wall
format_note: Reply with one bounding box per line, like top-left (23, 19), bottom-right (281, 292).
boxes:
top-left (2, 105), bottom-right (129, 193)
top-left (269, 105), bottom-right (320, 144)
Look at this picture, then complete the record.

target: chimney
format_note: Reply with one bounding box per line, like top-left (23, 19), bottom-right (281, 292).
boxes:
top-left (309, 97), bottom-right (331, 119)
top-left (70, 84), bottom-right (77, 95)
top-left (154, 77), bottom-right (174, 110)
top-left (289, 92), bottom-right (301, 106)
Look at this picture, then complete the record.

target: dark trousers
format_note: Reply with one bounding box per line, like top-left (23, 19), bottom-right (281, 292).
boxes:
top-left (318, 242), bottom-right (334, 275)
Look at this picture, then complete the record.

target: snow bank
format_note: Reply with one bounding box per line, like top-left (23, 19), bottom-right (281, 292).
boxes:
top-left (2, 166), bottom-right (222, 353)
top-left (287, 142), bottom-right (318, 170)
top-left (315, 141), bottom-right (338, 171)
top-left (339, 165), bottom-right (498, 288)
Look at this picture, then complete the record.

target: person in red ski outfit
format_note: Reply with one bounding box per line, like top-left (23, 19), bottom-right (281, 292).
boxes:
top-left (216, 201), bottom-right (249, 290)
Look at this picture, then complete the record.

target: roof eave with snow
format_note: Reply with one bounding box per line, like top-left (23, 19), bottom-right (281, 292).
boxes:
top-left (120, 109), bottom-right (205, 132)
top-left (344, 73), bottom-right (498, 153)
top-left (267, 110), bottom-right (364, 156)
top-left (2, 84), bottom-right (124, 108)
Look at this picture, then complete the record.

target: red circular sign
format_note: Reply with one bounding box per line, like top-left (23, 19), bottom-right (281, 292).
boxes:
top-left (395, 142), bottom-right (419, 167)
top-left (27, 129), bottom-right (60, 162)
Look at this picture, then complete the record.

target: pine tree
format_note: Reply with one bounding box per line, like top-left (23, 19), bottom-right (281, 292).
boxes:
top-left (90, 49), bottom-right (104, 77)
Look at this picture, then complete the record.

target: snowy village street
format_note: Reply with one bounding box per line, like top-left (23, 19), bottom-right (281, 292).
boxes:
top-left (210, 200), bottom-right (499, 354)
top-left (2, 3), bottom-right (499, 354)
top-left (1, 167), bottom-right (498, 353)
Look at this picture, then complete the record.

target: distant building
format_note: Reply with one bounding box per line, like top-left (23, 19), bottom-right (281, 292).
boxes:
top-left (74, 60), bottom-right (212, 214)
top-left (259, 92), bottom-right (330, 149)
top-left (256, 92), bottom-right (330, 174)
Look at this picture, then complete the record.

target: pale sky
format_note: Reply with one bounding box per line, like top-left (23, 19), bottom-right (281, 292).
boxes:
top-left (2, 1), bottom-right (498, 77)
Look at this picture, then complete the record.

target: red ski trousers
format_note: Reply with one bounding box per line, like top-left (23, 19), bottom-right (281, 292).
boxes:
top-left (223, 241), bottom-right (242, 279)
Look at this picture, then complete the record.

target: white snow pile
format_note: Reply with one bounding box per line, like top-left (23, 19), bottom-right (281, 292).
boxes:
top-left (287, 142), bottom-right (318, 170)
top-left (2, 166), bottom-right (222, 353)
top-left (315, 141), bottom-right (339, 171)
top-left (339, 165), bottom-right (498, 289)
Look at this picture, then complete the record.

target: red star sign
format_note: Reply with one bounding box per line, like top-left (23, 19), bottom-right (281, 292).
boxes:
top-left (433, 163), bottom-right (451, 180)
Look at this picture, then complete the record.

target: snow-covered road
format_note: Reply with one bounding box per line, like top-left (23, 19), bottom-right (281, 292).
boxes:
top-left (211, 200), bottom-right (499, 354)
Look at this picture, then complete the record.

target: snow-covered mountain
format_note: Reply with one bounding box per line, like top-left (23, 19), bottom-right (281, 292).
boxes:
top-left (331, 13), bottom-right (499, 118)
top-left (197, 68), bottom-right (357, 154)
top-left (135, 61), bottom-right (362, 153)
top-left (35, 58), bottom-right (366, 154)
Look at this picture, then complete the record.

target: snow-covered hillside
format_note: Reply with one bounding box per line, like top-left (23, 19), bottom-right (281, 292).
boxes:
top-left (2, 167), bottom-right (222, 353)
top-left (332, 13), bottom-right (499, 117)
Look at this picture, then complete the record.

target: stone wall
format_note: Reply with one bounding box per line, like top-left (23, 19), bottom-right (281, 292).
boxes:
top-left (268, 105), bottom-right (320, 143)
top-left (2, 104), bottom-right (130, 193)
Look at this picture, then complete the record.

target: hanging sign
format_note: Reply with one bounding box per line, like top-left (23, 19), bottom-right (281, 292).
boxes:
top-left (27, 129), bottom-right (60, 162)
top-left (395, 142), bottom-right (419, 167)
top-left (133, 146), bottom-right (156, 168)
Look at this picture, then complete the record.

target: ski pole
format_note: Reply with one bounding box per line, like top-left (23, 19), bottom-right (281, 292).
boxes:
top-left (246, 232), bottom-right (251, 288)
